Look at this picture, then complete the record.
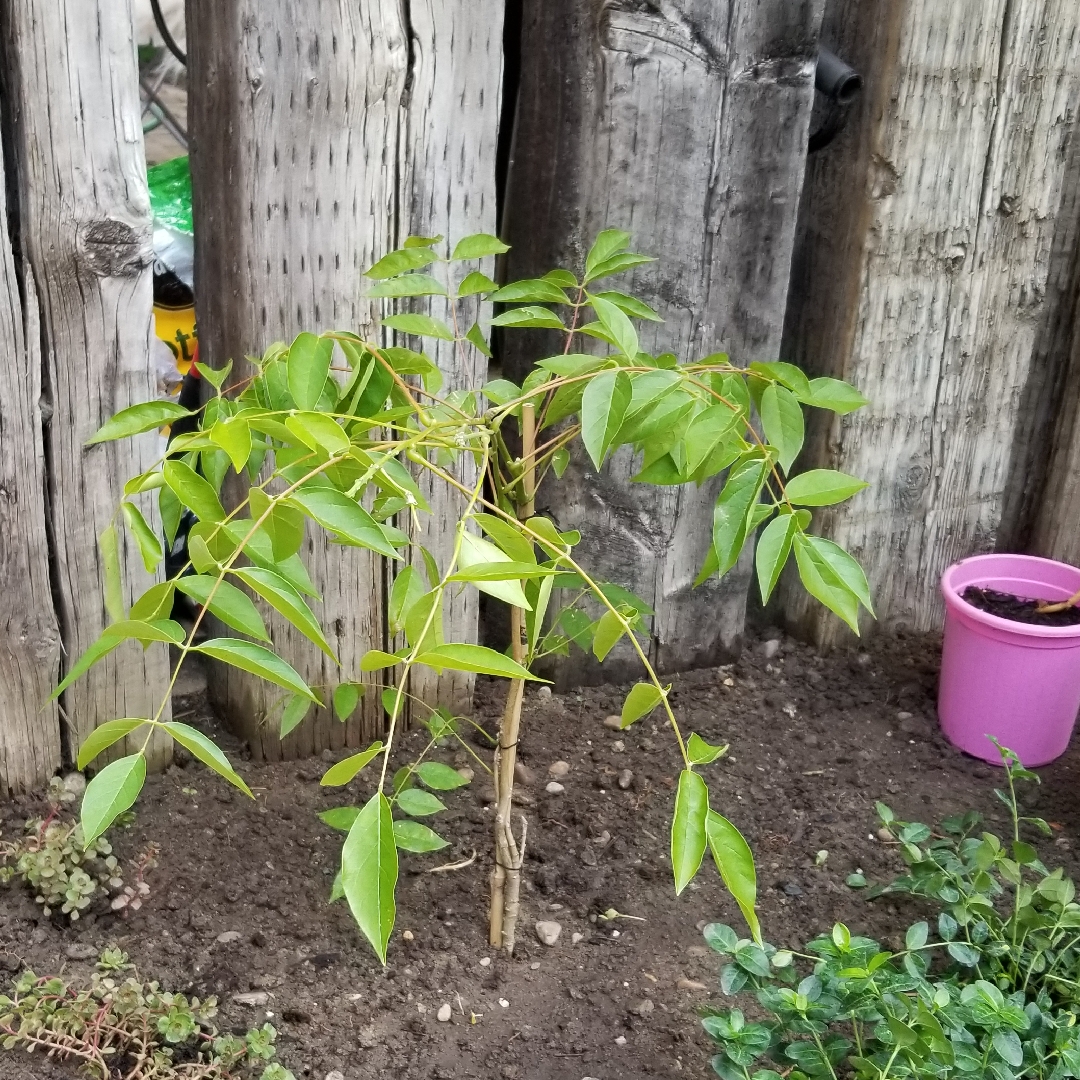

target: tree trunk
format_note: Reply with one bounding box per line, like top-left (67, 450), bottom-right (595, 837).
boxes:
top-left (502, 0), bottom-right (824, 683)
top-left (2, 0), bottom-right (172, 769)
top-left (0, 96), bottom-right (61, 796)
top-left (781, 0), bottom-right (1080, 641)
top-left (188, 0), bottom-right (503, 755)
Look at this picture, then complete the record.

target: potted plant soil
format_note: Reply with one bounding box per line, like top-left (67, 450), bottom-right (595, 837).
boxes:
top-left (939, 553), bottom-right (1080, 765)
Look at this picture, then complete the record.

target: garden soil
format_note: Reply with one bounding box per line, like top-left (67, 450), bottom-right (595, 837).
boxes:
top-left (5, 629), bottom-right (1080, 1080)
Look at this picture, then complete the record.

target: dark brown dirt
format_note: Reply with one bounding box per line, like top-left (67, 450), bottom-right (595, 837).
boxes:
top-left (5, 629), bottom-right (1080, 1080)
top-left (961, 585), bottom-right (1080, 626)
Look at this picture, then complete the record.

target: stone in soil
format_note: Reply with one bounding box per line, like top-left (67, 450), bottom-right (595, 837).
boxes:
top-left (545, 781), bottom-right (565, 794)
top-left (603, 715), bottom-right (622, 728)
top-left (535, 921), bottom-right (562, 946)
top-left (437, 1003), bottom-right (452, 1022)
top-left (547, 760), bottom-right (571, 778)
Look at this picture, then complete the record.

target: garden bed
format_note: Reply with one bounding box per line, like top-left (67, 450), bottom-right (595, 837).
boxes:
top-left (4, 628), bottom-right (1080, 1080)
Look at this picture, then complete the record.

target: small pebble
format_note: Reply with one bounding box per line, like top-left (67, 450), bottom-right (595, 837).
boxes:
top-left (548, 760), bottom-right (571, 778)
top-left (545, 781), bottom-right (565, 795)
top-left (760, 638), bottom-right (781, 660)
top-left (403, 930), bottom-right (414, 941)
top-left (603, 715), bottom-right (622, 729)
top-left (535, 921), bottom-right (562, 946)
top-left (216, 931), bottom-right (242, 944)
top-left (633, 998), bottom-right (654, 1016)
top-left (723, 677), bottom-right (734, 687)
top-left (538, 685), bottom-right (552, 700)
top-left (515, 761), bottom-right (536, 785)
top-left (530, 962), bottom-right (540, 970)
top-left (479, 956), bottom-right (491, 966)
top-left (572, 932), bottom-right (584, 944)
top-left (612, 740), bottom-right (625, 752)
top-left (615, 1035), bottom-right (628, 1046)
top-left (618, 769), bottom-right (633, 789)
top-left (678, 978), bottom-right (708, 991)
top-left (456, 767), bottom-right (475, 783)
top-left (62, 772), bottom-right (87, 799)
top-left (897, 710), bottom-right (912, 720)
top-left (437, 1003), bottom-right (452, 1023)
top-left (64, 943), bottom-right (97, 961)
top-left (499, 998), bottom-right (510, 1008)
top-left (325, 1072), bottom-right (346, 1080)
top-left (232, 991), bottom-right (270, 1006)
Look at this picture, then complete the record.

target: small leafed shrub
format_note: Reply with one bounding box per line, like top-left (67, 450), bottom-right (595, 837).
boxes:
top-left (0, 949), bottom-right (294, 1079)
top-left (0, 777), bottom-right (155, 919)
top-left (702, 744), bottom-right (1080, 1079)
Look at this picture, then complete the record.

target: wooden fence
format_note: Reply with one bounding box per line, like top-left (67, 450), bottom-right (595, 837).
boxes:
top-left (2, 0), bottom-right (1080, 794)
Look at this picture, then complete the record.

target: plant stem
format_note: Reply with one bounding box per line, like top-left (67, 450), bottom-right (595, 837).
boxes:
top-left (489, 403), bottom-right (536, 952)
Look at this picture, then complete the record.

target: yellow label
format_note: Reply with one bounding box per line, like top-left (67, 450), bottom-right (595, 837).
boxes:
top-left (154, 303), bottom-right (198, 375)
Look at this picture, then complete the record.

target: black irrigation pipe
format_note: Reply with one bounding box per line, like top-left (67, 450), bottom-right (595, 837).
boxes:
top-left (150, 0), bottom-right (187, 66)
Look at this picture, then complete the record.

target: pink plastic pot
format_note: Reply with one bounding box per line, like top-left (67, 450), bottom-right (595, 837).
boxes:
top-left (939, 554), bottom-right (1080, 766)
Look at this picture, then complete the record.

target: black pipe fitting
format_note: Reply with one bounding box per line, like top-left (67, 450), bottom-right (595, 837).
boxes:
top-left (808, 48), bottom-right (864, 153)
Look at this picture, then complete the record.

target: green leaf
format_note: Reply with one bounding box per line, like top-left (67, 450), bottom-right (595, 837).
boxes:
top-left (333, 682), bottom-right (363, 722)
top-left (393, 821), bottom-right (448, 853)
top-left (163, 721), bottom-right (253, 797)
top-left (318, 807), bottom-right (360, 831)
top-left (784, 469), bottom-right (868, 506)
top-left (591, 609), bottom-right (625, 661)
top-left (748, 361), bottom-right (812, 400)
top-left (415, 643), bottom-right (543, 681)
top-left (341, 792), bottom-right (398, 963)
top-left (451, 233), bottom-right (509, 260)
top-left (248, 490), bottom-right (305, 562)
top-left (489, 279), bottom-right (571, 304)
top-left (759, 384), bottom-right (804, 474)
top-left (585, 251), bottom-right (655, 283)
top-left (481, 378), bottom-right (522, 406)
top-left (120, 502), bottom-right (164, 574)
top-left (490, 306), bottom-right (565, 330)
top-left (687, 733), bottom-right (727, 765)
top-left (621, 682), bottom-right (663, 727)
top-left (320, 742), bottom-right (384, 786)
top-left (159, 484), bottom-right (181, 547)
top-left (232, 567), bottom-right (335, 660)
top-left (706, 811), bottom-right (761, 944)
top-left (162, 460), bottom-right (226, 523)
top-left (130, 582), bottom-right (175, 622)
top-left (458, 271), bottom-right (498, 297)
top-left (449, 561), bottom-right (555, 582)
top-left (285, 411), bottom-right (350, 455)
top-left (382, 313), bottom-right (454, 341)
top-left (805, 377), bottom-right (868, 415)
top-left (210, 417), bottom-right (252, 473)
top-left (755, 514), bottom-right (799, 604)
top-left (684, 404), bottom-right (739, 474)
top-left (50, 620), bottom-right (185, 699)
top-left (397, 787), bottom-right (446, 817)
top-left (87, 400), bottom-right (194, 444)
top-left (589, 293), bottom-right (639, 360)
top-left (905, 921), bottom-right (928, 950)
top-left (552, 447), bottom-right (569, 477)
top-left (365, 247), bottom-right (438, 279)
top-left (81, 754), bottom-right (146, 847)
top-left (711, 459), bottom-right (768, 577)
top-left (474, 513), bottom-right (536, 564)
top-left (792, 534), bottom-right (860, 634)
top-left (175, 575), bottom-right (270, 640)
top-left (388, 566), bottom-right (425, 637)
top-left (947, 941), bottom-right (981, 966)
top-left (290, 488), bottom-right (400, 559)
top-left (99, 524), bottom-right (126, 623)
top-left (76, 719), bottom-right (147, 769)
top-left (367, 273), bottom-right (447, 298)
top-left (584, 229), bottom-right (631, 280)
top-left (286, 332), bottom-right (334, 411)
top-left (457, 531), bottom-right (531, 609)
top-left (581, 369), bottom-right (632, 470)
top-left (805, 536), bottom-right (874, 615)
top-left (591, 290), bottom-right (662, 322)
top-left (992, 1030), bottom-right (1023, 1068)
top-left (402, 233), bottom-right (443, 248)
top-left (415, 762), bottom-right (470, 790)
top-left (280, 694), bottom-right (310, 738)
top-left (465, 322), bottom-right (492, 356)
top-left (537, 353), bottom-right (608, 377)
top-left (672, 770), bottom-right (709, 894)
top-left (195, 638), bottom-right (317, 700)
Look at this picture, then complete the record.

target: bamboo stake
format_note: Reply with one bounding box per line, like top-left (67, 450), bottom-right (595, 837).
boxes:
top-left (488, 403), bottom-right (536, 951)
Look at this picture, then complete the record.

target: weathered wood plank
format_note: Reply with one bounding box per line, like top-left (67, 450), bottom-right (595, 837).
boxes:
top-left (0, 99), bottom-right (62, 796)
top-left (3, 0), bottom-right (172, 767)
top-left (188, 0), bottom-right (503, 754)
top-left (781, 0), bottom-right (1080, 642)
top-left (502, 0), bottom-right (823, 682)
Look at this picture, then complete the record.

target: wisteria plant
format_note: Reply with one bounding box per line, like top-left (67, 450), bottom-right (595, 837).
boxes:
top-left (61, 229), bottom-right (872, 959)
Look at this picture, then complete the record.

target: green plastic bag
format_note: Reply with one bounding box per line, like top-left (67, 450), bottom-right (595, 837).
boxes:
top-left (147, 155), bottom-right (192, 235)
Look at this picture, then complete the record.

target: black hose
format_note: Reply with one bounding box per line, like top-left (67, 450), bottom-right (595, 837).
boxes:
top-left (149, 0), bottom-right (187, 66)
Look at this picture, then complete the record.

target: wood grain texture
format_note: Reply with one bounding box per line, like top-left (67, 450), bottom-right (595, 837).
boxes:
top-left (3, 0), bottom-right (172, 768)
top-left (781, 0), bottom-right (1080, 642)
top-left (0, 98), bottom-right (62, 796)
top-left (188, 0), bottom-right (502, 755)
top-left (502, 0), bottom-right (823, 682)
